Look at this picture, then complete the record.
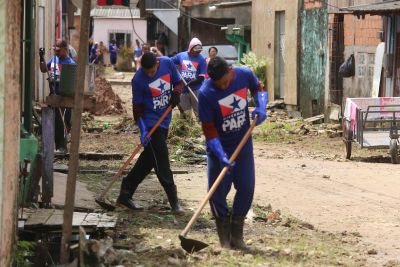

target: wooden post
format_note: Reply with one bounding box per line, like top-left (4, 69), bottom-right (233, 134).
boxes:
top-left (60, 0), bottom-right (91, 263)
top-left (41, 107), bottom-right (54, 205)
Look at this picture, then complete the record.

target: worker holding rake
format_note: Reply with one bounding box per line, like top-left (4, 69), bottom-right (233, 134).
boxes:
top-left (116, 52), bottom-right (184, 213)
top-left (198, 56), bottom-right (268, 250)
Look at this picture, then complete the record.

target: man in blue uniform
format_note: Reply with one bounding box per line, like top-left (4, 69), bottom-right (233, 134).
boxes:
top-left (39, 39), bottom-right (76, 153)
top-left (198, 56), bottom-right (268, 250)
top-left (116, 52), bottom-right (184, 213)
top-left (172, 37), bottom-right (207, 118)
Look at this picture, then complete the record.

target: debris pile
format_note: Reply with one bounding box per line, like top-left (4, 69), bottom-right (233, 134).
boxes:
top-left (93, 77), bottom-right (126, 115)
top-left (168, 117), bottom-right (206, 164)
top-left (255, 108), bottom-right (343, 142)
top-left (112, 116), bottom-right (138, 133)
top-left (82, 112), bottom-right (103, 133)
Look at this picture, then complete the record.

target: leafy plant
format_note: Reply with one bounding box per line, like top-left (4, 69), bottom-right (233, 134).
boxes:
top-left (13, 241), bottom-right (36, 267)
top-left (118, 46), bottom-right (133, 59)
top-left (239, 52), bottom-right (268, 88)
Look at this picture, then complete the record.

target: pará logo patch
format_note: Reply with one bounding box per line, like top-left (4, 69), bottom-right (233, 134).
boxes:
top-left (182, 60), bottom-right (198, 72)
top-left (218, 88), bottom-right (248, 132)
top-left (218, 88), bottom-right (247, 117)
top-left (148, 74), bottom-right (171, 97)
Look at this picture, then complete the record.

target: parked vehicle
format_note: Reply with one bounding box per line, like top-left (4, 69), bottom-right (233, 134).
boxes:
top-left (201, 45), bottom-right (238, 65)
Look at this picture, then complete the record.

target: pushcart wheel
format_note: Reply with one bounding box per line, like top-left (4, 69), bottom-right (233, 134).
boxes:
top-left (343, 120), bottom-right (353, 160)
top-left (390, 139), bottom-right (399, 164)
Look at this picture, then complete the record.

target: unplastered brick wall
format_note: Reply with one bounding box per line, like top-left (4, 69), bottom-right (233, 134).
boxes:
top-left (304, 0), bottom-right (324, 9)
top-left (344, 14), bottom-right (383, 46)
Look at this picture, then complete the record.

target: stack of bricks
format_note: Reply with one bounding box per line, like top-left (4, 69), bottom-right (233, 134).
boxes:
top-left (344, 14), bottom-right (383, 46)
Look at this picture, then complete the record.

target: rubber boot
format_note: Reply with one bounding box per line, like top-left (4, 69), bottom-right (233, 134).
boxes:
top-left (230, 216), bottom-right (249, 250)
top-left (215, 216), bottom-right (231, 248)
top-left (164, 185), bottom-right (184, 214)
top-left (116, 187), bottom-right (143, 211)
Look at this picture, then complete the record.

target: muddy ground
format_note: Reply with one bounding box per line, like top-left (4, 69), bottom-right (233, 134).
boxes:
top-left (70, 69), bottom-right (400, 267)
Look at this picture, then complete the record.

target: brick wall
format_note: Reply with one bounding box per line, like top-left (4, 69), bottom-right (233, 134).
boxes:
top-left (344, 14), bottom-right (383, 46)
top-left (304, 0), bottom-right (324, 10)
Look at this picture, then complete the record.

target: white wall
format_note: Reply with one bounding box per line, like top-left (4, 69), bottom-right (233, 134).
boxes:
top-left (92, 18), bottom-right (147, 46)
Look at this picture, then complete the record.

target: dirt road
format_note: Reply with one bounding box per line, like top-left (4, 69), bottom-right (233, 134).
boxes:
top-left (177, 138), bottom-right (400, 266)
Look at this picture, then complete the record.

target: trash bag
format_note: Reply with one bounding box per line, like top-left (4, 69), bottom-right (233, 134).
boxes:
top-left (339, 54), bottom-right (355, 77)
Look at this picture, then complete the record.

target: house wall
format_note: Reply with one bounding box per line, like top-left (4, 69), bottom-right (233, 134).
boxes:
top-left (189, 4), bottom-right (251, 26)
top-left (251, 0), bottom-right (299, 106)
top-left (300, 2), bottom-right (328, 117)
top-left (34, 0), bottom-right (57, 103)
top-left (327, 0), bottom-right (383, 108)
top-left (342, 15), bottom-right (383, 101)
top-left (92, 18), bottom-right (147, 47)
top-left (328, 0), bottom-right (384, 12)
top-left (0, 1), bottom-right (21, 266)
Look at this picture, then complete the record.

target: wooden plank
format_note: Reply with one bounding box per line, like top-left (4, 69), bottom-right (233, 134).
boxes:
top-left (41, 107), bottom-right (54, 205)
top-left (45, 210), bottom-right (64, 226)
top-left (72, 212), bottom-right (87, 226)
top-left (304, 114), bottom-right (325, 123)
top-left (45, 94), bottom-right (95, 110)
top-left (60, 1), bottom-right (92, 263)
top-left (54, 152), bottom-right (125, 161)
top-left (25, 209), bottom-right (55, 226)
top-left (80, 213), bottom-right (100, 226)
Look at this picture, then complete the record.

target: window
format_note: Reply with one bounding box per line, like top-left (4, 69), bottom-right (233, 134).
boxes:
top-left (108, 31), bottom-right (132, 48)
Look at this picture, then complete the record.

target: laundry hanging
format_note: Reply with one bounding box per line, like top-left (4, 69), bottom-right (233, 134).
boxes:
top-left (97, 0), bottom-right (130, 6)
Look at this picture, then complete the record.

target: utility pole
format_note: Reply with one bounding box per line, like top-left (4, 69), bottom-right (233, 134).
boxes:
top-left (60, 0), bottom-right (91, 263)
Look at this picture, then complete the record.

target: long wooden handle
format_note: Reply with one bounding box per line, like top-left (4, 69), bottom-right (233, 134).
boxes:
top-left (180, 74), bottom-right (199, 103)
top-left (98, 106), bottom-right (173, 199)
top-left (180, 117), bottom-right (258, 237)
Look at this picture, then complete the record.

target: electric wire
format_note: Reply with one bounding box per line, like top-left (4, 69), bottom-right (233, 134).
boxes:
top-left (128, 5), bottom-right (146, 44)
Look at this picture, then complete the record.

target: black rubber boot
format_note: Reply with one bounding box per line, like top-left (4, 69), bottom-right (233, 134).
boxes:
top-left (215, 216), bottom-right (231, 248)
top-left (164, 185), bottom-right (184, 214)
top-left (116, 189), bottom-right (143, 211)
top-left (230, 216), bottom-right (249, 250)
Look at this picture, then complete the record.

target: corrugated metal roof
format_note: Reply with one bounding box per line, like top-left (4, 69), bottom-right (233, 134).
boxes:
top-left (90, 7), bottom-right (140, 18)
top-left (340, 1), bottom-right (400, 15)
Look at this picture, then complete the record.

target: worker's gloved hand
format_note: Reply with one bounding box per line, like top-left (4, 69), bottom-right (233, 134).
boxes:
top-left (138, 117), bottom-right (151, 146)
top-left (252, 92), bottom-right (268, 125)
top-left (39, 48), bottom-right (45, 63)
top-left (169, 90), bottom-right (181, 108)
top-left (206, 138), bottom-right (235, 168)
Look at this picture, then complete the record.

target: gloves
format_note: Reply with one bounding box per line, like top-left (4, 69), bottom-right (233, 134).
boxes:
top-left (252, 92), bottom-right (268, 125)
top-left (138, 117), bottom-right (151, 146)
top-left (39, 48), bottom-right (45, 62)
top-left (206, 138), bottom-right (235, 168)
top-left (169, 90), bottom-right (180, 108)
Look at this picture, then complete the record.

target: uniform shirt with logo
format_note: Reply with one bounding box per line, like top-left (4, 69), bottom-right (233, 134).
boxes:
top-left (132, 56), bottom-right (181, 129)
top-left (171, 52), bottom-right (207, 93)
top-left (198, 66), bottom-right (259, 153)
top-left (47, 56), bottom-right (76, 82)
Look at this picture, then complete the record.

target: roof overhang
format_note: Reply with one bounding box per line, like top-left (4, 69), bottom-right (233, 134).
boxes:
top-left (340, 1), bottom-right (400, 17)
top-left (181, 0), bottom-right (251, 8)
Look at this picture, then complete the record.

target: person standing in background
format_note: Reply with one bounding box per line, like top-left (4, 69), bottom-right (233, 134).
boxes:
top-left (109, 39), bottom-right (118, 66)
top-left (171, 37), bottom-right (207, 119)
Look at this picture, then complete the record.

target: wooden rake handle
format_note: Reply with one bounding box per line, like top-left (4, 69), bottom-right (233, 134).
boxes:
top-left (98, 106), bottom-right (173, 199)
top-left (180, 116), bottom-right (258, 237)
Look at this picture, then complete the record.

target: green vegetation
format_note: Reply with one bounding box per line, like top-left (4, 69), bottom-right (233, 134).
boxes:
top-left (168, 116), bottom-right (206, 164)
top-left (239, 52), bottom-right (268, 87)
top-left (13, 241), bottom-right (36, 267)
